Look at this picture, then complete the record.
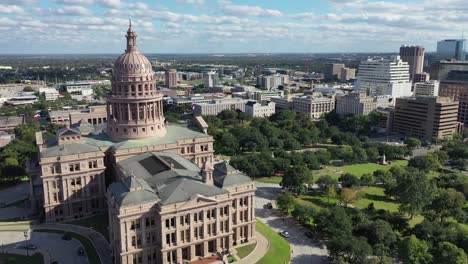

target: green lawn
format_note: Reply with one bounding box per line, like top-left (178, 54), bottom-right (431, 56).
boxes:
top-left (35, 229), bottom-right (100, 264)
top-left (255, 177), bottom-right (282, 184)
top-left (66, 213), bottom-right (109, 240)
top-left (0, 253), bottom-right (44, 264)
top-left (295, 187), bottom-right (400, 213)
top-left (256, 219), bottom-right (290, 264)
top-left (314, 160), bottom-right (409, 180)
top-left (353, 187), bottom-right (400, 212)
top-left (235, 242), bottom-right (256, 259)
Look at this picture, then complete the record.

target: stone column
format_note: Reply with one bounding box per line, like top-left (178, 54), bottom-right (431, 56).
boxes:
top-left (190, 245), bottom-right (196, 260)
top-left (176, 248), bottom-right (182, 264)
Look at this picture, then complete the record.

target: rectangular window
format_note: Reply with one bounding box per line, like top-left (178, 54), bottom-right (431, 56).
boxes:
top-left (170, 217), bottom-right (175, 227)
top-left (165, 219), bottom-right (170, 228)
top-left (166, 234), bottom-right (170, 245)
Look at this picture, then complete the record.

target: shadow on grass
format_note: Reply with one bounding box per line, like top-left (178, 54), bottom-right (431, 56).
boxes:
top-left (363, 194), bottom-right (388, 202)
top-left (300, 196), bottom-right (334, 209)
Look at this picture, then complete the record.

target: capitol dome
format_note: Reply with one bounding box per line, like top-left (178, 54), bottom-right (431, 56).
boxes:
top-left (112, 21), bottom-right (153, 79)
top-left (106, 21), bottom-right (167, 142)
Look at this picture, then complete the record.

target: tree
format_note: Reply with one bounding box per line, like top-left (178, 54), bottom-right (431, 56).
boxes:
top-left (276, 193), bottom-right (295, 214)
top-left (398, 235), bottom-right (432, 264)
top-left (328, 235), bottom-right (373, 264)
top-left (316, 175), bottom-right (338, 190)
top-left (361, 173), bottom-right (375, 187)
top-left (408, 154), bottom-right (441, 172)
top-left (281, 166), bottom-right (311, 194)
top-left (219, 132), bottom-right (239, 155)
top-left (394, 168), bottom-right (436, 218)
top-left (291, 204), bottom-right (314, 225)
top-left (339, 173), bottom-right (360, 188)
top-left (340, 188), bottom-right (361, 207)
top-left (429, 188), bottom-right (466, 220)
top-left (404, 137), bottom-right (422, 149)
top-left (434, 242), bottom-right (468, 264)
top-left (315, 207), bottom-right (352, 237)
top-left (354, 220), bottom-right (397, 258)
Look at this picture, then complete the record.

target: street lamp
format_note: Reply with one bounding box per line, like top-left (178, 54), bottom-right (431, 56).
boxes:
top-left (23, 231), bottom-right (29, 256)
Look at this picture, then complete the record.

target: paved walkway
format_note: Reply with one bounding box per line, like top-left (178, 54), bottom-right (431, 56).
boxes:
top-left (33, 223), bottom-right (112, 264)
top-left (234, 232), bottom-right (269, 264)
top-left (255, 182), bottom-right (328, 264)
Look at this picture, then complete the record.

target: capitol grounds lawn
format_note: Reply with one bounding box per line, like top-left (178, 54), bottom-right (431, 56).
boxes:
top-left (256, 219), bottom-right (291, 264)
top-left (255, 160), bottom-right (409, 184)
top-left (0, 253), bottom-right (44, 264)
top-left (34, 229), bottom-right (101, 264)
top-left (235, 242), bottom-right (257, 259)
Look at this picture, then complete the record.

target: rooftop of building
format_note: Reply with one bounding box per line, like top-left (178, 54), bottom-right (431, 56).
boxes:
top-left (0, 116), bottom-right (24, 126)
top-left (39, 122), bottom-right (210, 158)
top-left (108, 152), bottom-right (252, 207)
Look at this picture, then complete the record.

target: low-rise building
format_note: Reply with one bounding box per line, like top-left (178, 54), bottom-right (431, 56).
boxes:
top-left (193, 99), bottom-right (249, 116)
top-left (270, 96), bottom-right (293, 110)
top-left (413, 81), bottom-right (440, 97)
top-left (0, 116), bottom-right (25, 132)
top-left (393, 96), bottom-right (460, 139)
top-left (65, 81), bottom-right (94, 95)
top-left (292, 95), bottom-right (335, 119)
top-left (336, 92), bottom-right (378, 117)
top-left (39, 87), bottom-right (60, 101)
top-left (49, 105), bottom-right (108, 126)
top-left (245, 101), bottom-right (276, 117)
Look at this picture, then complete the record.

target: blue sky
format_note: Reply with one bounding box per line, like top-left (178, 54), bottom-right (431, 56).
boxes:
top-left (0, 0), bottom-right (466, 54)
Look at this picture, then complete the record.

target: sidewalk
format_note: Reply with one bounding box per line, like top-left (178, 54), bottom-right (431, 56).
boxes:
top-left (33, 223), bottom-right (112, 264)
top-left (234, 232), bottom-right (269, 264)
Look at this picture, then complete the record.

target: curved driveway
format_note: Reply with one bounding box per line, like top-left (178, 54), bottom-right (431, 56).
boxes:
top-left (255, 182), bottom-right (328, 264)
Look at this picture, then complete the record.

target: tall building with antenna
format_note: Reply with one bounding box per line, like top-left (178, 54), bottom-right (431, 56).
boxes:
top-left (437, 39), bottom-right (466, 61)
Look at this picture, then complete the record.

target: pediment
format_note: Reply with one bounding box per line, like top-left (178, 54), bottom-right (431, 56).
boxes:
top-left (177, 194), bottom-right (217, 210)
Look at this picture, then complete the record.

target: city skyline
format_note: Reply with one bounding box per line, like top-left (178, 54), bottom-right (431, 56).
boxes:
top-left (1, 0), bottom-right (467, 54)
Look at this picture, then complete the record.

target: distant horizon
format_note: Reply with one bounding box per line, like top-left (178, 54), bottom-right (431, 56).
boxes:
top-left (0, 51), bottom-right (438, 56)
top-left (0, 0), bottom-right (466, 54)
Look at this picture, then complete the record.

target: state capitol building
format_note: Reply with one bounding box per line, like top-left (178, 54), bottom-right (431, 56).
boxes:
top-left (28, 22), bottom-right (256, 264)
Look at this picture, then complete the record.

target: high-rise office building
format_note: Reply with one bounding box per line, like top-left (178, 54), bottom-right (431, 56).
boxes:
top-left (326, 63), bottom-right (345, 79)
top-left (165, 69), bottom-right (177, 88)
top-left (437, 39), bottom-right (466, 61)
top-left (413, 80), bottom-right (440, 96)
top-left (399, 45), bottom-right (425, 81)
top-left (204, 71), bottom-right (219, 88)
top-left (393, 96), bottom-right (460, 139)
top-left (356, 56), bottom-right (413, 100)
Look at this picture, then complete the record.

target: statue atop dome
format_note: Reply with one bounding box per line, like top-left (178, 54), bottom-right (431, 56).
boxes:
top-left (125, 18), bottom-right (137, 52)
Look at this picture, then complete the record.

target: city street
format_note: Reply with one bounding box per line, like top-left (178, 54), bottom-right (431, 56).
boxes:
top-left (255, 182), bottom-right (328, 264)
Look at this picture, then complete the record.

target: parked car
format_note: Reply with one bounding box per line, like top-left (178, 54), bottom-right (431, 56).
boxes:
top-left (280, 231), bottom-right (290, 238)
top-left (16, 243), bottom-right (37, 250)
top-left (264, 203), bottom-right (273, 209)
top-left (62, 233), bottom-right (72, 241)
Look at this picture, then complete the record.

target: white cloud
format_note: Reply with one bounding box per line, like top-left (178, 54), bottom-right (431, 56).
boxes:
top-left (177, 0), bottom-right (205, 5)
top-left (221, 2), bottom-right (283, 17)
top-left (0, 5), bottom-right (26, 14)
top-left (97, 0), bottom-right (123, 9)
top-left (54, 6), bottom-right (93, 16)
top-left (0, 0), bottom-right (37, 5)
top-left (52, 0), bottom-right (94, 5)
